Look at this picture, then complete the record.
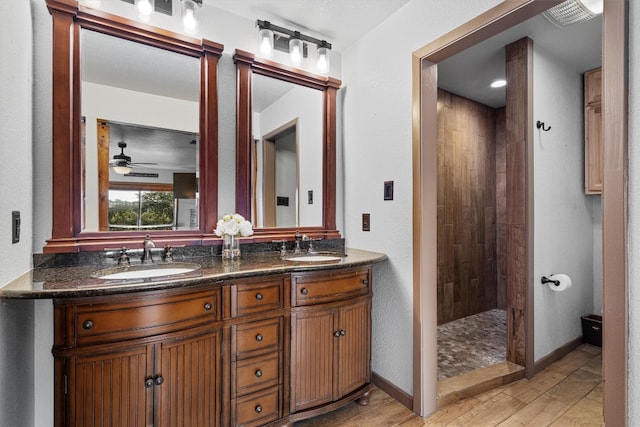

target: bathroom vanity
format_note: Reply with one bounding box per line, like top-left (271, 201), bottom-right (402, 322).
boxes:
top-left (1, 249), bottom-right (385, 426)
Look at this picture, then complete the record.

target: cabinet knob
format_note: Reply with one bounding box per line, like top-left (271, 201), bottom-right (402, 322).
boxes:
top-left (255, 405), bottom-right (263, 414)
top-left (340, 329), bottom-right (346, 336)
top-left (255, 333), bottom-right (263, 342)
top-left (301, 288), bottom-right (308, 295)
top-left (144, 378), bottom-right (154, 388)
top-left (82, 320), bottom-right (94, 330)
top-left (334, 330), bottom-right (341, 338)
top-left (255, 292), bottom-right (264, 301)
top-left (255, 369), bottom-right (263, 378)
top-left (203, 302), bottom-right (212, 311)
top-left (362, 279), bottom-right (369, 285)
top-left (155, 376), bottom-right (164, 386)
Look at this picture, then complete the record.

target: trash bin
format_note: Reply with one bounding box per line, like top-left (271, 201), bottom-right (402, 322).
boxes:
top-left (581, 314), bottom-right (602, 347)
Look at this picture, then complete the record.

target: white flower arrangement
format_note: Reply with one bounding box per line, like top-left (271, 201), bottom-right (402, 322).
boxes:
top-left (214, 213), bottom-right (254, 237)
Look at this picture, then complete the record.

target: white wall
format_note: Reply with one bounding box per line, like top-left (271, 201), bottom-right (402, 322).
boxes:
top-left (532, 46), bottom-right (596, 360)
top-left (628, 0), bottom-right (639, 424)
top-left (0, 3), bottom-right (36, 427)
top-left (341, 0), bottom-right (502, 397)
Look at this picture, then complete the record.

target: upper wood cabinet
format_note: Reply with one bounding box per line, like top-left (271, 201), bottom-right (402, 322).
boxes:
top-left (584, 67), bottom-right (602, 194)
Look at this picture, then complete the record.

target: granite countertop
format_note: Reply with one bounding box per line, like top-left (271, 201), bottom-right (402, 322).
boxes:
top-left (0, 248), bottom-right (387, 299)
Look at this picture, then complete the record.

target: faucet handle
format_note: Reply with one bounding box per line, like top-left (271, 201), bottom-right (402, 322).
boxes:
top-left (272, 240), bottom-right (288, 257)
top-left (118, 247), bottom-right (130, 266)
top-left (163, 245), bottom-right (174, 262)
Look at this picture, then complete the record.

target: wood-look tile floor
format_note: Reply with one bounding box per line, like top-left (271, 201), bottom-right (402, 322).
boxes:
top-left (295, 345), bottom-right (602, 426)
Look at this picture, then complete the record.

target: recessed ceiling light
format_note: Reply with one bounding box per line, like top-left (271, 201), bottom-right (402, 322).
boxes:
top-left (490, 79), bottom-right (507, 88)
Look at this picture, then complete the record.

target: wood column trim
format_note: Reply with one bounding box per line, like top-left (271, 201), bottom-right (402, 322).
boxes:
top-left (504, 37), bottom-right (534, 377)
top-left (602, 0), bottom-right (628, 425)
top-left (233, 50), bottom-right (254, 220)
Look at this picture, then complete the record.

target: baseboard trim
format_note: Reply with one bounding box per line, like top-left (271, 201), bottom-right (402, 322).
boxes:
top-left (534, 336), bottom-right (583, 374)
top-left (371, 371), bottom-right (413, 411)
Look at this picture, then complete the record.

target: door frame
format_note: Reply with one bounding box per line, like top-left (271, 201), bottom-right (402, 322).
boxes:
top-left (411, 1), bottom-right (628, 424)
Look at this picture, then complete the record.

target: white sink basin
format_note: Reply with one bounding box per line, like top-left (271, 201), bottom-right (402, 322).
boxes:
top-left (93, 263), bottom-right (201, 280)
top-left (283, 253), bottom-right (345, 262)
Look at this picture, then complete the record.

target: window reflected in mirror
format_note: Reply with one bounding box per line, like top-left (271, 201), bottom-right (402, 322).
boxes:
top-left (251, 73), bottom-right (323, 228)
top-left (80, 29), bottom-right (200, 232)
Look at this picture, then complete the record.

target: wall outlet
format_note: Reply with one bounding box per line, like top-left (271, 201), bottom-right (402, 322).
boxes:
top-left (362, 213), bottom-right (370, 232)
top-left (12, 211), bottom-right (20, 243)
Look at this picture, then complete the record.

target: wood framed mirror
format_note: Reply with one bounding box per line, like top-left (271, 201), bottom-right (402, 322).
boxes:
top-left (45, 0), bottom-right (223, 252)
top-left (234, 49), bottom-right (341, 241)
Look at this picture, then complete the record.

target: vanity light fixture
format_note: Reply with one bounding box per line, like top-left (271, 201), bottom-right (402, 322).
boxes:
top-left (490, 79), bottom-right (507, 88)
top-left (256, 20), bottom-right (332, 73)
top-left (181, 0), bottom-right (202, 33)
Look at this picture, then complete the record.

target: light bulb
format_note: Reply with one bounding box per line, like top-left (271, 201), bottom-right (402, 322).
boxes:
top-left (289, 37), bottom-right (303, 65)
top-left (317, 46), bottom-right (330, 74)
top-left (259, 28), bottom-right (274, 57)
top-left (136, 0), bottom-right (153, 16)
top-left (490, 79), bottom-right (507, 88)
top-left (181, 0), bottom-right (199, 32)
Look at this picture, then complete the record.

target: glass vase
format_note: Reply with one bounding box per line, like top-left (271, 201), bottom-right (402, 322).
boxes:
top-left (222, 234), bottom-right (241, 259)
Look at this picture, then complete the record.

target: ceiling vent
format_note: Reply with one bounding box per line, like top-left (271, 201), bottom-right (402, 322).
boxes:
top-left (542, 0), bottom-right (601, 28)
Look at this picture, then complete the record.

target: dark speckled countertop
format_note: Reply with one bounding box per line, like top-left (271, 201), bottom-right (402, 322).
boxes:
top-left (0, 248), bottom-right (387, 299)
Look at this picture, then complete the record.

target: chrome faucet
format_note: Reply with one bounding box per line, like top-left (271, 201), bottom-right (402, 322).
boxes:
top-left (141, 234), bottom-right (155, 264)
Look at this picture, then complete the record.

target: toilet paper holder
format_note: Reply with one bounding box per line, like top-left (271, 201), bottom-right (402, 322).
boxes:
top-left (541, 276), bottom-right (560, 287)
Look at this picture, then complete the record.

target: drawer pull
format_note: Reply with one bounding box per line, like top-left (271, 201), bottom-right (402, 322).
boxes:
top-left (301, 288), bottom-right (308, 295)
top-left (255, 333), bottom-right (263, 342)
top-left (154, 376), bottom-right (164, 386)
top-left (255, 292), bottom-right (264, 301)
top-left (203, 302), bottom-right (212, 311)
top-left (82, 320), bottom-right (94, 330)
top-left (363, 279), bottom-right (369, 285)
top-left (255, 404), bottom-right (263, 414)
top-left (144, 378), bottom-right (154, 388)
top-left (255, 369), bottom-right (263, 378)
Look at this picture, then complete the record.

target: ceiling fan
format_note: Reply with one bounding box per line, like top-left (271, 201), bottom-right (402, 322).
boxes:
top-left (110, 141), bottom-right (157, 174)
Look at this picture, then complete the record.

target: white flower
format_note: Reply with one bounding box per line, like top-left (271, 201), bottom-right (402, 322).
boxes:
top-left (214, 213), bottom-right (254, 237)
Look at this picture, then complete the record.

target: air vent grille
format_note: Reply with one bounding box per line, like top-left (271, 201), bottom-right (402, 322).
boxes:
top-left (542, 0), bottom-right (596, 28)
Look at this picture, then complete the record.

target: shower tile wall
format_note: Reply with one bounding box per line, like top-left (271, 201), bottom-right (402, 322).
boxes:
top-left (437, 89), bottom-right (504, 324)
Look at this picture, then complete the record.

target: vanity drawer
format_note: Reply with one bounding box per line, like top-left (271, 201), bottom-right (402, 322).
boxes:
top-left (228, 277), bottom-right (285, 318)
top-left (292, 267), bottom-right (371, 307)
top-left (233, 317), bottom-right (282, 359)
top-left (61, 288), bottom-right (221, 346)
top-left (233, 386), bottom-right (280, 427)
top-left (234, 352), bottom-right (280, 397)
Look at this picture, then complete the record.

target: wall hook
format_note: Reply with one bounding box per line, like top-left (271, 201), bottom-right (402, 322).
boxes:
top-left (536, 120), bottom-right (551, 131)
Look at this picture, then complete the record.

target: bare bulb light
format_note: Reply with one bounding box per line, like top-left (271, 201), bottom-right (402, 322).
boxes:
top-left (317, 46), bottom-right (330, 74)
top-left (259, 28), bottom-right (274, 57)
top-left (181, 0), bottom-right (199, 32)
top-left (136, 0), bottom-right (153, 16)
top-left (289, 37), bottom-right (303, 66)
top-left (490, 79), bottom-right (507, 88)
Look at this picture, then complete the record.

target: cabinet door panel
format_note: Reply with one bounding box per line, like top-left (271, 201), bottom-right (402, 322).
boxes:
top-left (335, 298), bottom-right (371, 398)
top-left (291, 309), bottom-right (334, 412)
top-left (156, 330), bottom-right (221, 427)
top-left (71, 345), bottom-right (152, 427)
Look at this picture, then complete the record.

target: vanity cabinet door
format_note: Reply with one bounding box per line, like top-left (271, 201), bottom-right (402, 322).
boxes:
top-left (67, 344), bottom-right (153, 426)
top-left (335, 297), bottom-right (371, 398)
top-left (155, 329), bottom-right (222, 427)
top-left (290, 308), bottom-right (335, 412)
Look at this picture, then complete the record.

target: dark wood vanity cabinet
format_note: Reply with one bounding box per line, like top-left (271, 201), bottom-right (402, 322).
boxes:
top-left (53, 266), bottom-right (373, 426)
top-left (290, 268), bottom-right (372, 414)
top-left (53, 286), bottom-right (223, 427)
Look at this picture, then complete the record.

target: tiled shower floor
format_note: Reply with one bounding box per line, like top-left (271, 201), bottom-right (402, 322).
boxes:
top-left (437, 308), bottom-right (507, 380)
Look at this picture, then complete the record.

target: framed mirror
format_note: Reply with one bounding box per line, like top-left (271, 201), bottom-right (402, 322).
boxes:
top-left (234, 49), bottom-right (341, 241)
top-left (45, 0), bottom-right (223, 252)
